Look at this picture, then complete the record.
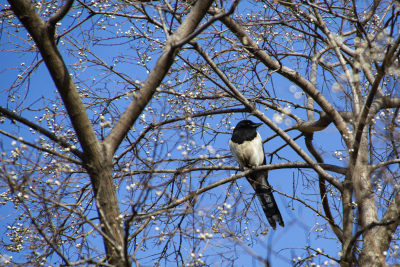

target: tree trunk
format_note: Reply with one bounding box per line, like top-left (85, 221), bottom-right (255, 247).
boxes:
top-left (353, 134), bottom-right (381, 266)
top-left (85, 144), bottom-right (126, 266)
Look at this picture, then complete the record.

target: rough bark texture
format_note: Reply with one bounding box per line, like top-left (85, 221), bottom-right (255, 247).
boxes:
top-left (354, 134), bottom-right (380, 266)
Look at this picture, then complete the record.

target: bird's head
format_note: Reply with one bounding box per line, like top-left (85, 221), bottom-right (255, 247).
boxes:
top-left (234, 120), bottom-right (263, 130)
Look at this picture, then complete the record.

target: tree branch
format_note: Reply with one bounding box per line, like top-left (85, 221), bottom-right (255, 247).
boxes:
top-left (115, 161), bottom-right (348, 177)
top-left (0, 106), bottom-right (83, 159)
top-left (344, 209), bottom-right (400, 262)
top-left (193, 37), bottom-right (343, 191)
top-left (0, 129), bottom-right (81, 165)
top-left (7, 0), bottom-right (100, 160)
top-left (47, 0), bottom-right (74, 37)
top-left (304, 133), bottom-right (344, 242)
top-left (209, 6), bottom-right (353, 148)
top-left (104, 0), bottom-right (215, 155)
top-left (351, 34), bottom-right (400, 164)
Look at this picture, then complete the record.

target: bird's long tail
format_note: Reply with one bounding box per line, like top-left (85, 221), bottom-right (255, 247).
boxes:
top-left (247, 172), bottom-right (284, 229)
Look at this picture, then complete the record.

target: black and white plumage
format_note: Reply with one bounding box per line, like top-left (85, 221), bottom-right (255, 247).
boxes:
top-left (229, 120), bottom-right (284, 229)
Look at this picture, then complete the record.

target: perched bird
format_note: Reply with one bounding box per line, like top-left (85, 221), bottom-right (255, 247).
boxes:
top-left (229, 120), bottom-right (284, 229)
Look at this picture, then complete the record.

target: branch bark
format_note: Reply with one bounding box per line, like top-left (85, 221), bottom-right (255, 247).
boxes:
top-left (104, 0), bottom-right (215, 155)
top-left (209, 6), bottom-right (353, 149)
top-left (193, 19), bottom-right (343, 191)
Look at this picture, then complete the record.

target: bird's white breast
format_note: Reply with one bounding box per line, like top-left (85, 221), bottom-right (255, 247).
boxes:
top-left (229, 132), bottom-right (264, 168)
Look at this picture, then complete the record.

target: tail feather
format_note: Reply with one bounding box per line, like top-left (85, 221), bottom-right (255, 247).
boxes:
top-left (256, 184), bottom-right (284, 229)
top-left (247, 171), bottom-right (284, 229)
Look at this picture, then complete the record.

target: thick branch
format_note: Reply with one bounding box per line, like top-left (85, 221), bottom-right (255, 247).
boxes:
top-left (104, 0), bottom-right (215, 155)
top-left (295, 112), bottom-right (333, 133)
top-left (344, 195), bottom-right (400, 264)
top-left (210, 6), bottom-right (352, 148)
top-left (8, 0), bottom-right (100, 160)
top-left (370, 159), bottom-right (400, 172)
top-left (47, 0), bottom-right (74, 36)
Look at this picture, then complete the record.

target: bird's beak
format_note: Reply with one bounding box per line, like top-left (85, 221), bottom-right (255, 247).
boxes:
top-left (254, 122), bottom-right (263, 128)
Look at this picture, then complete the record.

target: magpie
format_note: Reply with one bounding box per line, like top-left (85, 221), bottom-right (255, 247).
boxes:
top-left (229, 120), bottom-right (284, 229)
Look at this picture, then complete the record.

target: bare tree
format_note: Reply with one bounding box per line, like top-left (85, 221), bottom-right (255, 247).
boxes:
top-left (0, 0), bottom-right (399, 266)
